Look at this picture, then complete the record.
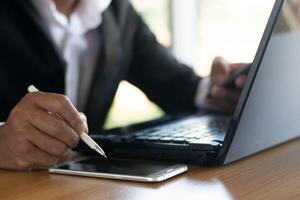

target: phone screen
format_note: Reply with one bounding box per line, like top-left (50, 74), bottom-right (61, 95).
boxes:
top-left (54, 157), bottom-right (180, 177)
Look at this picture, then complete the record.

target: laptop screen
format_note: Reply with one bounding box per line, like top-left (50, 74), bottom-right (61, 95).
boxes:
top-left (221, 0), bottom-right (300, 164)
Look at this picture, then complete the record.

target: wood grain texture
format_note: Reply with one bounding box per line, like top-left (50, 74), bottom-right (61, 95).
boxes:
top-left (1, 139), bottom-right (300, 200)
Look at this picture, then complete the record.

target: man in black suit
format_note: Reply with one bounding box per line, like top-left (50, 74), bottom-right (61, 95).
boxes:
top-left (0, 0), bottom-right (247, 170)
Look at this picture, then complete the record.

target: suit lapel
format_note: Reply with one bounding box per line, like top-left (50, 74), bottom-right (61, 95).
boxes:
top-left (85, 8), bottom-right (123, 132)
top-left (13, 0), bottom-right (66, 93)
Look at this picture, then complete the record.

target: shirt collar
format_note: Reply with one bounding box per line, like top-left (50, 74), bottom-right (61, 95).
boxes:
top-left (31, 0), bottom-right (112, 35)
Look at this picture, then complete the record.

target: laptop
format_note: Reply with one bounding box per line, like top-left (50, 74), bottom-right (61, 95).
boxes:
top-left (78, 0), bottom-right (300, 165)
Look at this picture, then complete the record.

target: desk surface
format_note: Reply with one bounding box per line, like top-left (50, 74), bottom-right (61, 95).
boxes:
top-left (1, 138), bottom-right (300, 200)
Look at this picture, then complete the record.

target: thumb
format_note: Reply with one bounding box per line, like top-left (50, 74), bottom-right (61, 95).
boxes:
top-left (79, 112), bottom-right (89, 133)
top-left (211, 57), bottom-right (231, 84)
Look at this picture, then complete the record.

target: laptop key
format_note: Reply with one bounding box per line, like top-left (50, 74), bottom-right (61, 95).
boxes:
top-left (186, 132), bottom-right (206, 138)
top-left (133, 132), bottom-right (146, 137)
top-left (135, 136), bottom-right (148, 141)
top-left (159, 137), bottom-right (173, 142)
top-left (147, 136), bottom-right (161, 141)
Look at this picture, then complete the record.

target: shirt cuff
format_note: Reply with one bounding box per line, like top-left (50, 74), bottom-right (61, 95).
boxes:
top-left (194, 77), bottom-right (219, 111)
top-left (0, 122), bottom-right (5, 126)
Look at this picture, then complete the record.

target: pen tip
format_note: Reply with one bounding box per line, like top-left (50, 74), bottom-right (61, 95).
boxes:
top-left (94, 148), bottom-right (107, 158)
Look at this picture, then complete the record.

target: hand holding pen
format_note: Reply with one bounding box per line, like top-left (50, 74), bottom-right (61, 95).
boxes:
top-left (28, 85), bottom-right (107, 158)
top-left (0, 85), bottom-right (106, 171)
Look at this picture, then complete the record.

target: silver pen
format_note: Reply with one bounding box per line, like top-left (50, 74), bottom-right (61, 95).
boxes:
top-left (28, 85), bottom-right (107, 158)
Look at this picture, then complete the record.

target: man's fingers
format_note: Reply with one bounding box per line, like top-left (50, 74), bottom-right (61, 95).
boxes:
top-left (27, 106), bottom-right (80, 148)
top-left (13, 140), bottom-right (59, 169)
top-left (210, 86), bottom-right (241, 103)
top-left (229, 63), bottom-right (249, 72)
top-left (26, 126), bottom-right (70, 157)
top-left (211, 57), bottom-right (231, 84)
top-left (26, 92), bottom-right (87, 135)
top-left (207, 85), bottom-right (243, 113)
top-left (212, 57), bottom-right (231, 73)
top-left (204, 97), bottom-right (236, 114)
top-left (79, 112), bottom-right (89, 133)
top-left (235, 75), bottom-right (247, 88)
top-left (24, 145), bottom-right (59, 167)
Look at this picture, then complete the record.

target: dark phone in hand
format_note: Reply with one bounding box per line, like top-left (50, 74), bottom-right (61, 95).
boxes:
top-left (220, 64), bottom-right (251, 89)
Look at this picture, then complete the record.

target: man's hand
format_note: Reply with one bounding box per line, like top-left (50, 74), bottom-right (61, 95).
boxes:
top-left (203, 57), bottom-right (248, 113)
top-left (0, 92), bottom-right (87, 171)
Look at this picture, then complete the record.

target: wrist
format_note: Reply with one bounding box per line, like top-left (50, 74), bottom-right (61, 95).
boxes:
top-left (195, 77), bottom-right (220, 111)
top-left (195, 77), bottom-right (211, 107)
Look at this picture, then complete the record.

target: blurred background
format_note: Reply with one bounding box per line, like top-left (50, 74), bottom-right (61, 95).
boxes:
top-left (104, 0), bottom-right (275, 130)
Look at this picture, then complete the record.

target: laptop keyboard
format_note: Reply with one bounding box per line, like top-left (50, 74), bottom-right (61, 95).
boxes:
top-left (97, 115), bottom-right (231, 146)
top-left (131, 116), bottom-right (230, 144)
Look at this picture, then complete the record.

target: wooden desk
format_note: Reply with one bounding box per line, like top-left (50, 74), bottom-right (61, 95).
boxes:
top-left (1, 139), bottom-right (300, 200)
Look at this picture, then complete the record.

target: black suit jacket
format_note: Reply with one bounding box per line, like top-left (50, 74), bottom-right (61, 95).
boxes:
top-left (0, 0), bottom-right (201, 132)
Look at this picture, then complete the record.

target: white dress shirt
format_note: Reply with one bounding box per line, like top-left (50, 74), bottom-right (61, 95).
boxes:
top-left (31, 0), bottom-right (111, 111)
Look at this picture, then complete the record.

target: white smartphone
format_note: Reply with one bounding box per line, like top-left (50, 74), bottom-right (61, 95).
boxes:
top-left (49, 157), bottom-right (188, 183)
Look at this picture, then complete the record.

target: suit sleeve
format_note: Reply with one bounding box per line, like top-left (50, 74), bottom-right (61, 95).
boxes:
top-left (125, 6), bottom-right (202, 114)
